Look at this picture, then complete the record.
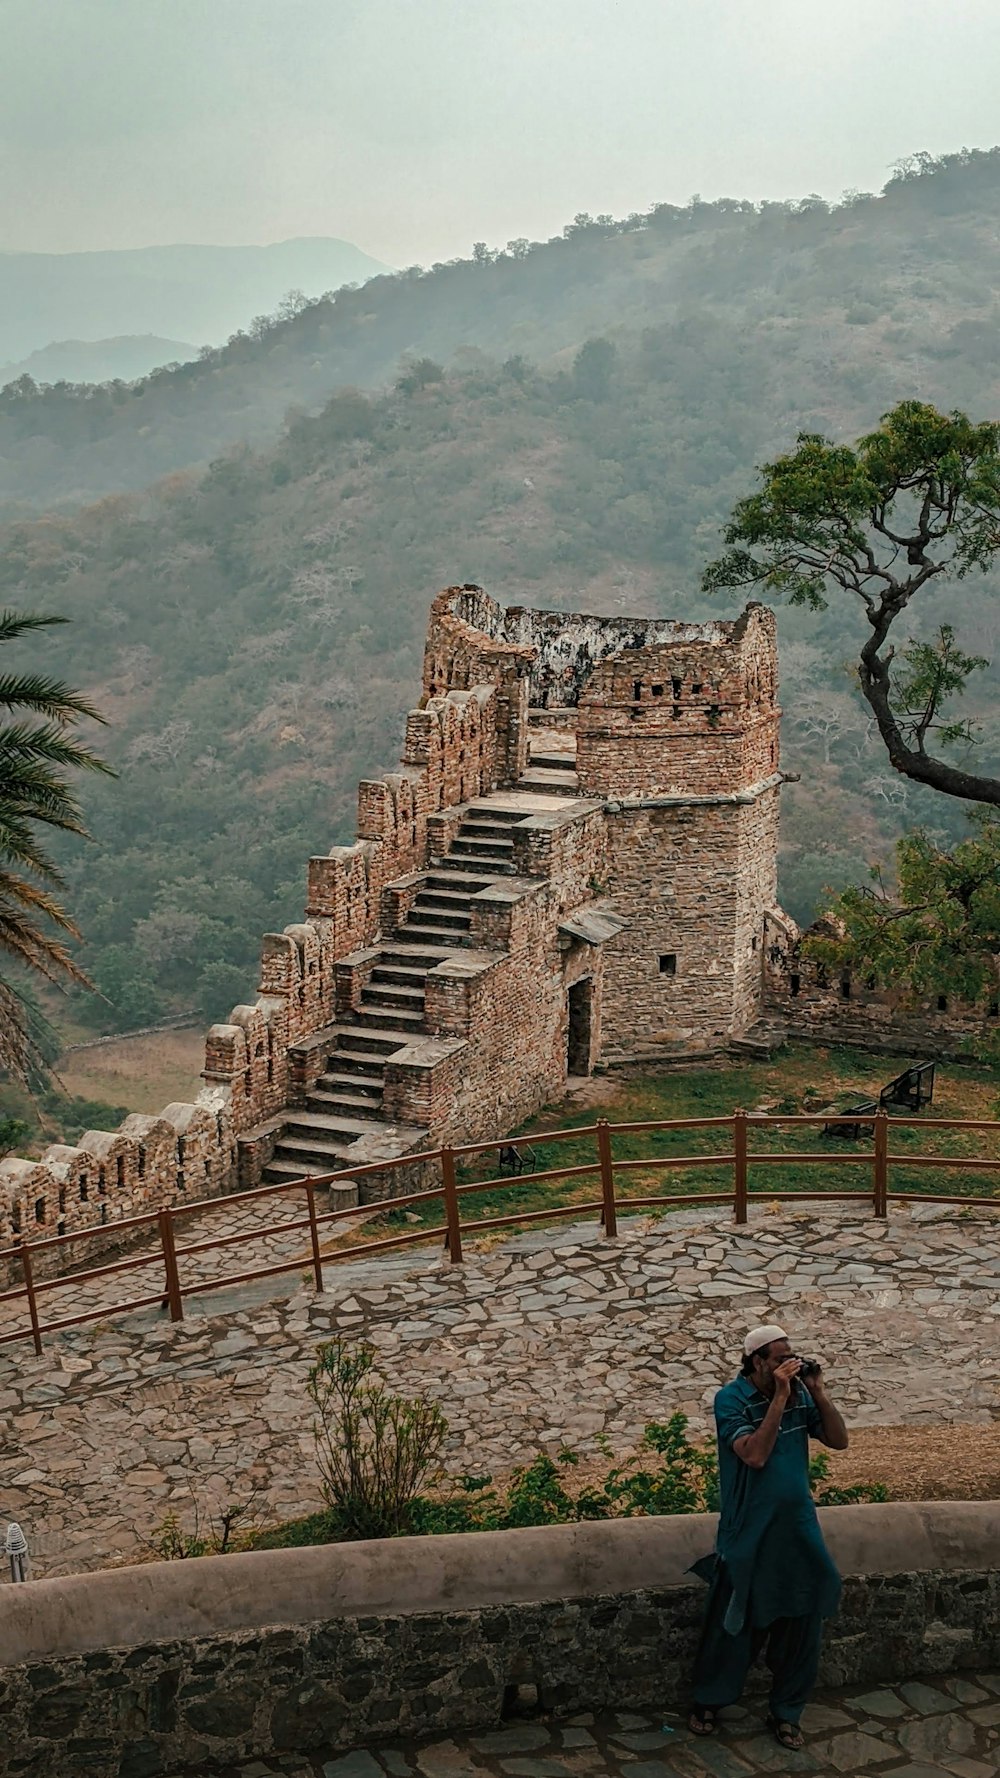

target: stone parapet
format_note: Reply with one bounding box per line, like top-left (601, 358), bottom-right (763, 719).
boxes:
top-left (1, 1504), bottom-right (996, 1778)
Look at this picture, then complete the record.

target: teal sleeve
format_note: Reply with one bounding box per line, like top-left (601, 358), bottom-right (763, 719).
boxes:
top-left (805, 1393), bottom-right (823, 1438)
top-left (715, 1395), bottom-right (755, 1450)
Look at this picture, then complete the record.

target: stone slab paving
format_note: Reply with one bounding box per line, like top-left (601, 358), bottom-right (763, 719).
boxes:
top-left (184, 1674), bottom-right (1000, 1777)
top-left (3, 1204), bottom-right (1000, 1577)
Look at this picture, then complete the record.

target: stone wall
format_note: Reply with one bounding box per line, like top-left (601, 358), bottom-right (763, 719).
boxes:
top-left (762, 908), bottom-right (999, 1060)
top-left (2, 1504), bottom-right (997, 1778)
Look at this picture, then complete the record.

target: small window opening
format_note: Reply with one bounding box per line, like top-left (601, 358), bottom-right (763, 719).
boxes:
top-left (80, 1177), bottom-right (89, 1202)
top-left (671, 703), bottom-right (682, 721)
top-left (671, 677), bottom-right (682, 698)
top-left (990, 1001), bottom-right (999, 1020)
top-left (632, 680), bottom-right (642, 702)
top-left (770, 742), bottom-right (775, 764)
top-left (116, 1155), bottom-right (124, 1190)
top-left (707, 704), bottom-right (721, 727)
top-left (11, 1203), bottom-right (21, 1235)
top-left (651, 683), bottom-right (664, 697)
top-left (659, 953), bottom-right (677, 976)
top-left (34, 1198), bottom-right (46, 1225)
top-left (789, 973), bottom-right (801, 997)
top-left (137, 1143), bottom-right (146, 1180)
top-left (840, 978), bottom-right (852, 1000)
top-left (937, 995), bottom-right (948, 1012)
top-left (58, 1187), bottom-right (66, 1215)
top-left (751, 936), bottom-right (758, 952)
top-left (692, 682), bottom-right (703, 695)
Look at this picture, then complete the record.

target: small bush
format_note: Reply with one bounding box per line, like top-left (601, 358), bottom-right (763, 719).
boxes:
top-left (308, 1337), bottom-right (448, 1539)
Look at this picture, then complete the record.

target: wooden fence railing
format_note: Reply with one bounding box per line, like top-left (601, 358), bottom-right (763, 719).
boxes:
top-left (2, 1108), bottom-right (998, 1353)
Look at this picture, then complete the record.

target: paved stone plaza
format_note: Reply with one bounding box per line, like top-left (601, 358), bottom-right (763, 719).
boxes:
top-left (187, 1675), bottom-right (1000, 1777)
top-left (3, 1202), bottom-right (1000, 1577)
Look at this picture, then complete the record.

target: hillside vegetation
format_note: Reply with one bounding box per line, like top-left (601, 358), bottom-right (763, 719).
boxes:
top-left (3, 148), bottom-right (1000, 513)
top-left (2, 148), bottom-right (999, 1040)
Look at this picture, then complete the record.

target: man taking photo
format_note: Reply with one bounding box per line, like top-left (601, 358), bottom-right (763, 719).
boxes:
top-left (689, 1324), bottom-right (849, 1751)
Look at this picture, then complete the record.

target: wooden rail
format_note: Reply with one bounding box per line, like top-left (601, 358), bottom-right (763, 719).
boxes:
top-left (1, 1108), bottom-right (998, 1353)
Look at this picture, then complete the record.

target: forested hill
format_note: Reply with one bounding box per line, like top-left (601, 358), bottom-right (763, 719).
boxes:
top-left (3, 147), bottom-right (1000, 513)
top-left (3, 151), bottom-right (1000, 1037)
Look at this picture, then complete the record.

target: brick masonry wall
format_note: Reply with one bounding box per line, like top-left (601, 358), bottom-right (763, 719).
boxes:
top-left (0, 677), bottom-right (500, 1264)
top-left (762, 910), bottom-right (998, 1059)
top-left (4, 1565), bottom-right (997, 1778)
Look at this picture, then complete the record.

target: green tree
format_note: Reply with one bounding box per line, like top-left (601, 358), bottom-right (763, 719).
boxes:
top-left (808, 816), bottom-right (1000, 1029)
top-left (0, 611), bottom-right (111, 1079)
top-left (572, 337), bottom-right (617, 403)
top-left (702, 401), bottom-right (1000, 807)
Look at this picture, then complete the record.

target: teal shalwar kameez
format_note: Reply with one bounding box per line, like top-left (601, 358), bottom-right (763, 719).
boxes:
top-left (691, 1375), bottom-right (841, 1725)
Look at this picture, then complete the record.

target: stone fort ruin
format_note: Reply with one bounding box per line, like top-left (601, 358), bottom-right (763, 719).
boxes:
top-left (0, 585), bottom-right (991, 1255)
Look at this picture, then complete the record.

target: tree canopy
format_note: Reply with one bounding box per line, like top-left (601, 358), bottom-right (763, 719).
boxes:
top-left (702, 401), bottom-right (1000, 806)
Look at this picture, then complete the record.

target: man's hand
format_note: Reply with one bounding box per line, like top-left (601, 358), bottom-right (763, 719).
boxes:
top-left (800, 1364), bottom-right (823, 1398)
top-left (772, 1357), bottom-right (802, 1398)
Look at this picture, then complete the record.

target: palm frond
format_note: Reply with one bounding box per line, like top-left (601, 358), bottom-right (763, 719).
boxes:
top-left (0, 671), bottom-right (109, 724)
top-left (0, 718), bottom-right (114, 772)
top-left (0, 611), bottom-right (69, 645)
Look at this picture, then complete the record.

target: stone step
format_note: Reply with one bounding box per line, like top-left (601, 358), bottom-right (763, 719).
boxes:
top-left (370, 963), bottom-right (432, 987)
top-left (408, 907), bottom-right (470, 932)
top-left (355, 1005), bottom-right (425, 1033)
top-left (316, 1070), bottom-right (383, 1098)
top-left (429, 855), bottom-right (508, 879)
top-left (337, 1028), bottom-right (414, 1056)
top-left (361, 983), bottom-right (425, 1011)
top-left (378, 941), bottom-right (457, 968)
top-left (263, 1157), bottom-right (347, 1184)
top-left (457, 819), bottom-right (520, 842)
top-left (327, 1050), bottom-right (386, 1080)
top-left (270, 1136), bottom-right (359, 1169)
top-left (464, 806), bottom-right (525, 825)
top-left (283, 1108), bottom-right (388, 1138)
top-left (415, 887), bottom-right (474, 910)
top-left (401, 921), bottom-right (471, 947)
top-left (424, 870), bottom-right (495, 894)
top-left (529, 751), bottom-right (577, 771)
top-left (307, 1089), bottom-right (385, 1121)
top-left (452, 835), bottom-right (514, 856)
top-left (518, 768), bottom-right (580, 795)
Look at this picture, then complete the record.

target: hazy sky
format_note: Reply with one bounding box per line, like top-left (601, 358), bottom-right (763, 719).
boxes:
top-left (2, 0), bottom-right (998, 264)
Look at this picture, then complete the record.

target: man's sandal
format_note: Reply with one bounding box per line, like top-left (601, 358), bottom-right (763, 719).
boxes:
top-left (766, 1713), bottom-right (805, 1750)
top-left (688, 1705), bottom-right (717, 1736)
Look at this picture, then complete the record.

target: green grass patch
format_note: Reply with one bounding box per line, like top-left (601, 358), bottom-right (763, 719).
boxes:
top-left (361, 1041), bottom-right (999, 1247)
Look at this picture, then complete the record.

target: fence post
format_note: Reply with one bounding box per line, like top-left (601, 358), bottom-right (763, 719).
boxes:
top-left (304, 1177), bottom-right (324, 1292)
top-left (873, 1110), bottom-right (889, 1219)
top-left (733, 1110), bottom-right (748, 1225)
top-left (441, 1147), bottom-right (463, 1263)
top-left (158, 1207), bottom-right (184, 1322)
top-left (19, 1241), bottom-right (42, 1356)
top-left (598, 1119), bottom-right (617, 1238)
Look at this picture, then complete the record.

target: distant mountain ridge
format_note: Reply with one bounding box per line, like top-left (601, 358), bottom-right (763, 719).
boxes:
top-left (0, 237), bottom-right (391, 365)
top-left (0, 335), bottom-right (199, 388)
top-left (1, 147), bottom-right (999, 515)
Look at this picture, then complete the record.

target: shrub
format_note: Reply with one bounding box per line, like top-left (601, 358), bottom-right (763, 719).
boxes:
top-left (308, 1337), bottom-right (448, 1539)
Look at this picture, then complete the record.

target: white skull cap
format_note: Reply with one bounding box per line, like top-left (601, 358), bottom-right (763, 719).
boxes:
top-left (743, 1324), bottom-right (788, 1357)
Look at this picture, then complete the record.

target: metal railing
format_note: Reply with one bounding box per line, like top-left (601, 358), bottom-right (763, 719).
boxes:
top-left (2, 1108), bottom-right (998, 1353)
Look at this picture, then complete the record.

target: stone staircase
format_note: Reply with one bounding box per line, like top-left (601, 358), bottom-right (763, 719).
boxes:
top-left (519, 732), bottom-right (579, 795)
top-left (262, 804), bottom-right (528, 1185)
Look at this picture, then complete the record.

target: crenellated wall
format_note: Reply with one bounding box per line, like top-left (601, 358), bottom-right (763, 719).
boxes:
top-left (0, 685), bottom-right (500, 1269)
top-left (761, 908), bottom-right (998, 1059)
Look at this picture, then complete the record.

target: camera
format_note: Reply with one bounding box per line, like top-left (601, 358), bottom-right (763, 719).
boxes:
top-left (792, 1357), bottom-right (820, 1379)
